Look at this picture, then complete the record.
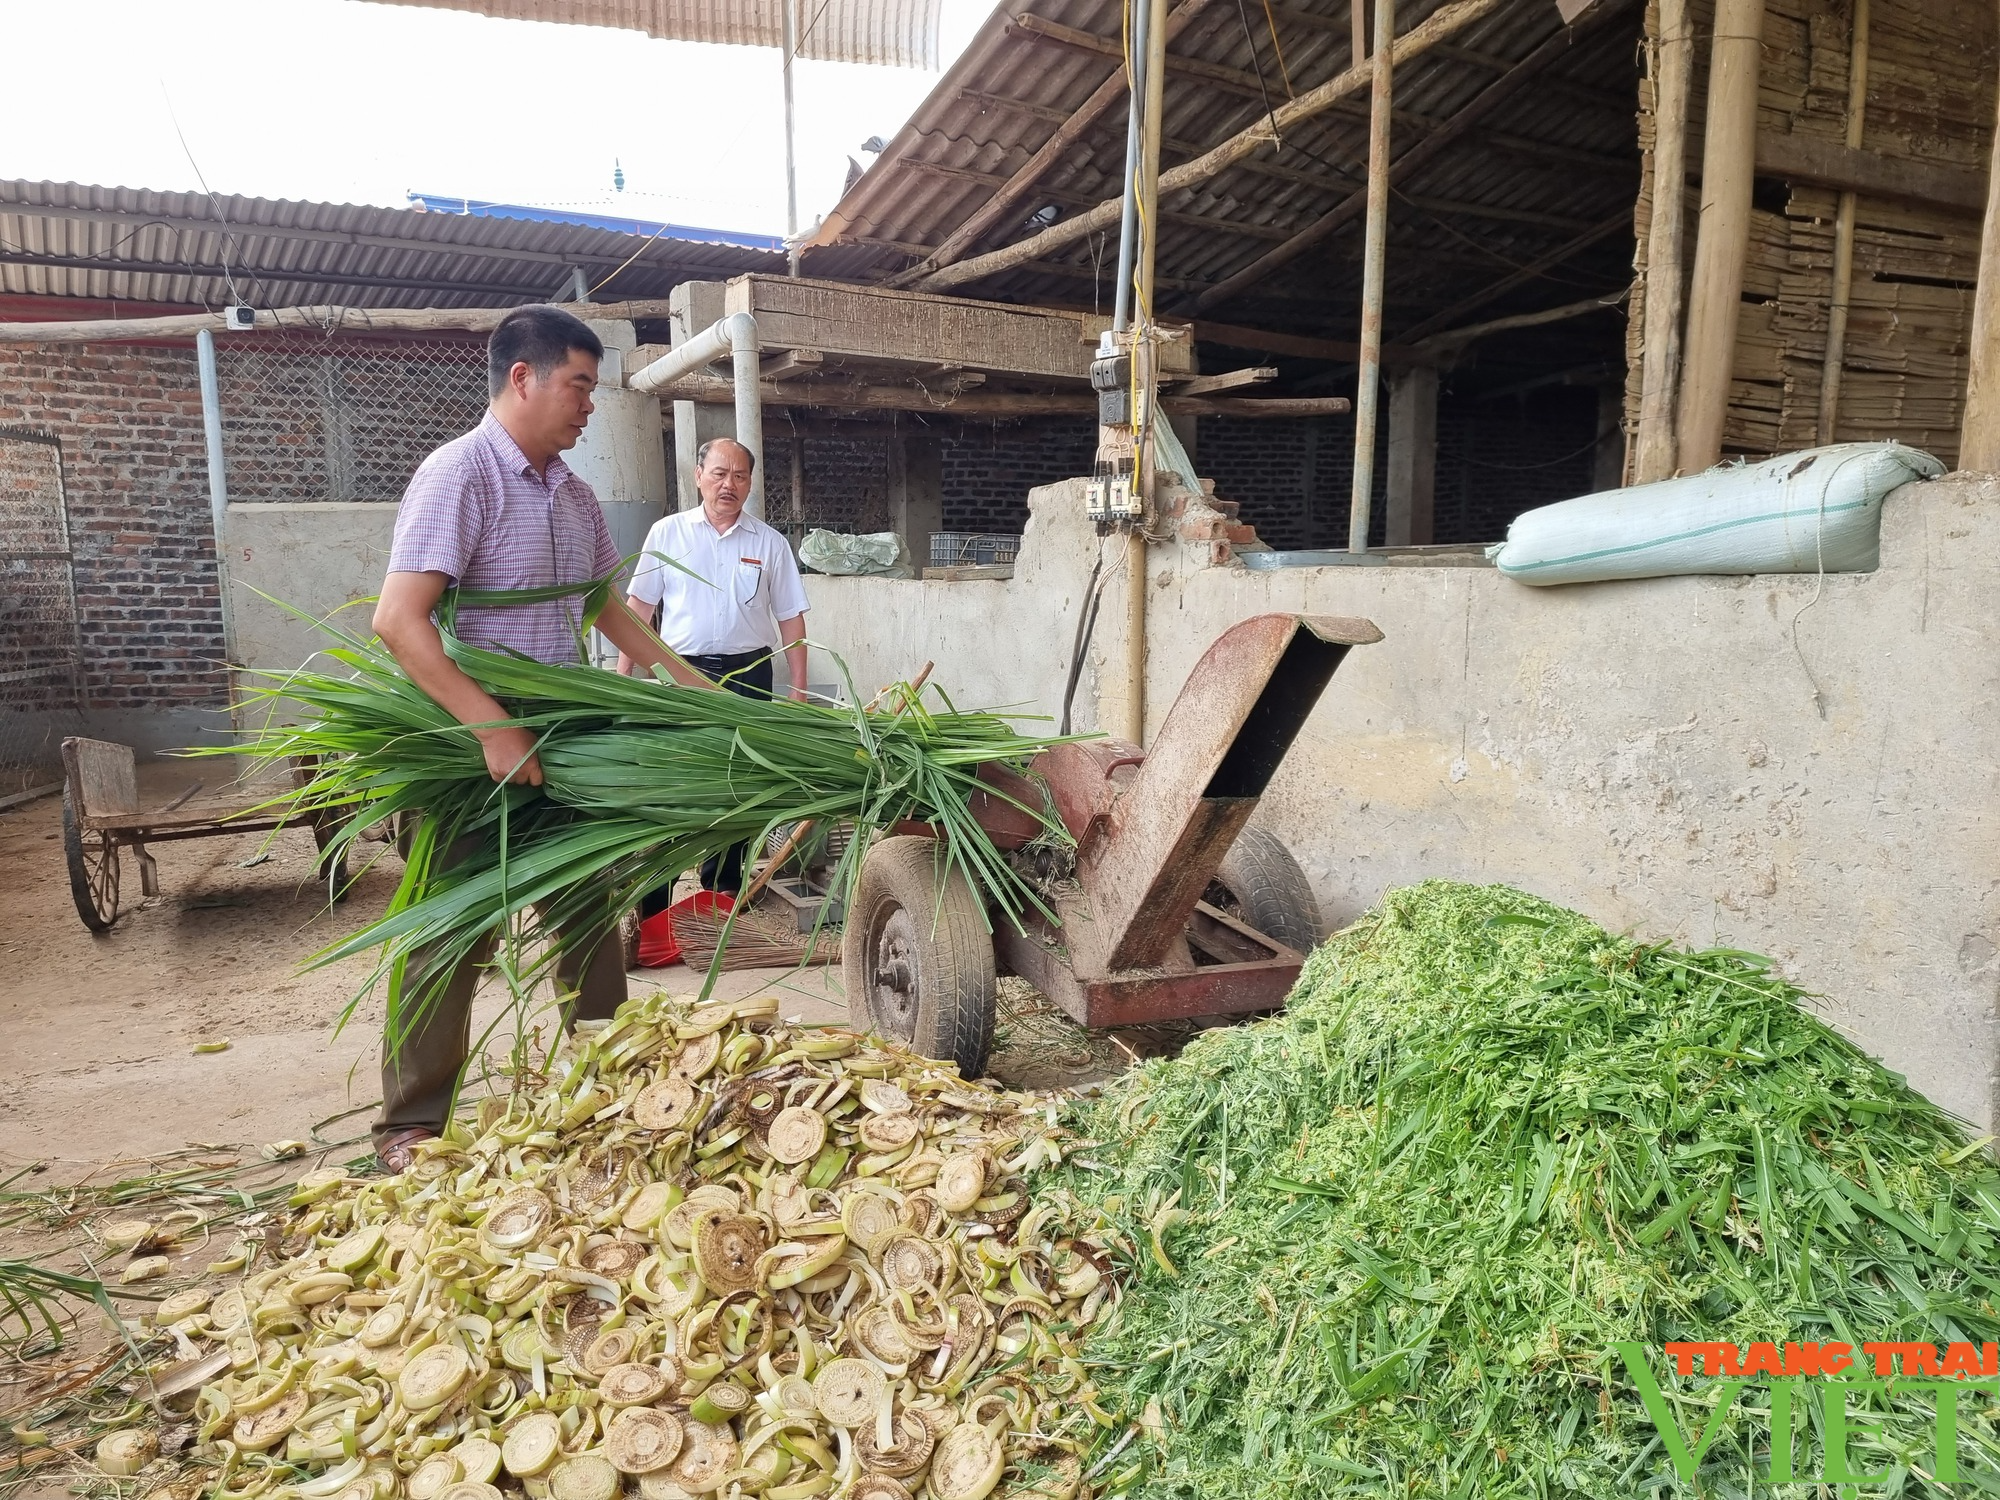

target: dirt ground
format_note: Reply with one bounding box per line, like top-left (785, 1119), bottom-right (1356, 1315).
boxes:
top-left (0, 761), bottom-right (1135, 1184)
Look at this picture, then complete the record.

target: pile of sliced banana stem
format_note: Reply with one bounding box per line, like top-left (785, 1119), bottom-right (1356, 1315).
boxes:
top-left (112, 991), bottom-right (1116, 1500)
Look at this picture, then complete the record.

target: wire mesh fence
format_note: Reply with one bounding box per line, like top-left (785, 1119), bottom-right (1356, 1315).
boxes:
top-left (0, 427), bottom-right (82, 802)
top-left (211, 333), bottom-right (489, 503)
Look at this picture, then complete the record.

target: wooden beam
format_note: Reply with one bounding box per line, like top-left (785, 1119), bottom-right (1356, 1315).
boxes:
top-left (1010, 13), bottom-right (1267, 102)
top-left (1413, 291), bottom-right (1625, 350)
top-left (1395, 215), bottom-right (1630, 342)
top-left (1676, 0), bottom-right (1763, 473)
top-left (1634, 0), bottom-right (1692, 483)
top-left (897, 0), bottom-right (1222, 283)
top-left (653, 373), bottom-right (1348, 417)
top-left (954, 90), bottom-right (1074, 127)
top-left (1191, 316), bottom-right (1428, 366)
top-left (1166, 364), bottom-right (1278, 393)
top-left (0, 248), bottom-right (576, 302)
top-left (898, 158), bottom-right (1297, 240)
top-left (913, 0), bottom-right (1508, 291)
top-left (1815, 0), bottom-right (1870, 446)
top-left (1960, 68), bottom-right (2000, 468)
top-left (0, 298), bottom-right (680, 345)
top-left (761, 348), bottom-right (825, 379)
top-left (1188, 0), bottom-right (1635, 312)
top-left (1401, 194), bottom-right (1601, 231)
top-left (1754, 130), bottom-right (1986, 217)
top-left (1385, 365), bottom-right (1437, 544)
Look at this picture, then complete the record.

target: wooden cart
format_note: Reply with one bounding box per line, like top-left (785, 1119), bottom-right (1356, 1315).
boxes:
top-left (59, 737), bottom-right (346, 932)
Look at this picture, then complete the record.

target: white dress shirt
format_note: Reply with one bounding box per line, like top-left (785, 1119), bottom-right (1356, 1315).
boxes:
top-left (628, 506), bottom-right (810, 655)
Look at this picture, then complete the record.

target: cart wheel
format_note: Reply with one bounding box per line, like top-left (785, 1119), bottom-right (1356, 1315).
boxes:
top-left (310, 818), bottom-right (351, 902)
top-left (62, 786), bottom-right (120, 932)
top-left (843, 835), bottom-right (996, 1078)
top-left (1209, 824), bottom-right (1322, 953)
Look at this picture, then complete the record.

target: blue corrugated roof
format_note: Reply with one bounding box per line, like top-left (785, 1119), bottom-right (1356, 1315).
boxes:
top-left (407, 193), bottom-right (785, 251)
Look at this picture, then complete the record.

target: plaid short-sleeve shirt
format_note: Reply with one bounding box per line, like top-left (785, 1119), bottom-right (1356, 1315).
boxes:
top-left (387, 412), bottom-right (621, 663)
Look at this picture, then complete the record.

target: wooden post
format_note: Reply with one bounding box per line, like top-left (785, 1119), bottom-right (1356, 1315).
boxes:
top-left (1633, 0), bottom-right (1693, 482)
top-left (1352, 0), bottom-right (1367, 65)
top-left (1964, 70), bottom-right (2000, 470)
top-left (1385, 366), bottom-right (1437, 545)
top-left (1816, 0), bottom-right (1870, 444)
top-left (1675, 0), bottom-right (1765, 474)
top-left (1348, 0), bottom-right (1394, 552)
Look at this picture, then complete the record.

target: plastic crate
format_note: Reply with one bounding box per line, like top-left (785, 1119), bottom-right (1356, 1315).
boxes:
top-left (929, 532), bottom-right (1023, 567)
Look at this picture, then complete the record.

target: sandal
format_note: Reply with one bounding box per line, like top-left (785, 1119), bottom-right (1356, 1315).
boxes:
top-left (374, 1126), bottom-right (436, 1175)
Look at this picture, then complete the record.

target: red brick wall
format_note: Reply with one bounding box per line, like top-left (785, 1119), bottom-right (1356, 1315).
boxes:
top-left (0, 341), bottom-right (229, 710)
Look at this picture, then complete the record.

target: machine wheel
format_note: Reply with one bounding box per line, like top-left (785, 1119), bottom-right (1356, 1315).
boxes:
top-left (63, 787), bottom-right (120, 932)
top-left (1209, 824), bottom-right (1321, 953)
top-left (843, 836), bottom-right (996, 1078)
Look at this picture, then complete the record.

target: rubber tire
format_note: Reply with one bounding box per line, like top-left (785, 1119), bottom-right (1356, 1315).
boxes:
top-left (843, 835), bottom-right (997, 1078)
top-left (1212, 824), bottom-right (1321, 952)
top-left (62, 786), bottom-right (120, 932)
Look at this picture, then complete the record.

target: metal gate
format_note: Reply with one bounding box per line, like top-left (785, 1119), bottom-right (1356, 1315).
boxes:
top-left (0, 427), bottom-right (83, 805)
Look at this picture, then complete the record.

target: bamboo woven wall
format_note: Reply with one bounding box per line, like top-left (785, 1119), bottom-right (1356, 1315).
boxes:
top-left (1625, 0), bottom-right (1996, 473)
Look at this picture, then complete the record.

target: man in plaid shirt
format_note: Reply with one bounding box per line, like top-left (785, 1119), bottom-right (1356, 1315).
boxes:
top-left (370, 304), bottom-right (703, 1172)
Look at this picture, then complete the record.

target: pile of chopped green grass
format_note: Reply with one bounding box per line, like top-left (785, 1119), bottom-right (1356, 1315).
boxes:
top-left (1055, 881), bottom-right (2000, 1498)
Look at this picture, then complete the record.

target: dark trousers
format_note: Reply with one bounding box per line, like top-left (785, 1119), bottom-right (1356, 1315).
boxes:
top-left (639, 651), bottom-right (773, 918)
top-left (376, 832), bottom-right (625, 1147)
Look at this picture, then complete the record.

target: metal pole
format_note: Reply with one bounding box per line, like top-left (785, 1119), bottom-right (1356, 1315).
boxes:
top-left (784, 0), bottom-right (802, 278)
top-left (195, 328), bottom-right (235, 669)
top-left (1122, 0), bottom-right (1168, 748)
top-left (1111, 0), bottom-right (1150, 332)
top-left (1347, 0), bottom-right (1393, 552)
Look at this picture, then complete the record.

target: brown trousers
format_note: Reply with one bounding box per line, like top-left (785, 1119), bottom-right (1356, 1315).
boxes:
top-left (374, 833), bottom-right (627, 1145)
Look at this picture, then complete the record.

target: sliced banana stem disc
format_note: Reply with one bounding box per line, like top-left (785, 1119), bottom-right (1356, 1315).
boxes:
top-left (454, 1437), bottom-right (503, 1485)
top-left (672, 1418), bottom-right (739, 1491)
top-left (501, 1412), bottom-right (563, 1478)
top-left (605, 1409), bottom-right (684, 1476)
top-left (95, 1429), bottom-right (158, 1476)
top-left (582, 1327), bottom-right (640, 1376)
top-left (481, 1190), bottom-right (552, 1253)
top-left (549, 1454), bottom-right (621, 1500)
top-left (598, 1362), bottom-right (670, 1407)
top-left (766, 1107), bottom-right (828, 1165)
top-left (398, 1345), bottom-right (473, 1412)
top-left (810, 1359), bottom-right (886, 1429)
top-left (231, 1388), bottom-right (306, 1452)
top-left (693, 1214), bottom-right (767, 1295)
top-left (634, 1077), bottom-right (697, 1130)
top-left (407, 1453), bottom-right (464, 1500)
top-left (688, 1380), bottom-right (750, 1426)
top-left (935, 1156), bottom-right (986, 1214)
top-left (929, 1423), bottom-right (1006, 1500)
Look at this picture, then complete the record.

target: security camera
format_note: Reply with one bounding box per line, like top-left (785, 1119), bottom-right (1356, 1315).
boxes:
top-left (223, 305), bottom-right (256, 331)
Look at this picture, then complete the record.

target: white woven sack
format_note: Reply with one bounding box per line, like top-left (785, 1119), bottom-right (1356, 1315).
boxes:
top-left (1486, 442), bottom-right (1944, 586)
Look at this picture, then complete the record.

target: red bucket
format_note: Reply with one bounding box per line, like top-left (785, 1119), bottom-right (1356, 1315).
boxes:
top-left (636, 890), bottom-right (735, 968)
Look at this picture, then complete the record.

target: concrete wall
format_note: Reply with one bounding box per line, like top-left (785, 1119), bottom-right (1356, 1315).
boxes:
top-left (802, 474), bottom-right (2000, 1132)
top-left (223, 499), bottom-right (666, 679)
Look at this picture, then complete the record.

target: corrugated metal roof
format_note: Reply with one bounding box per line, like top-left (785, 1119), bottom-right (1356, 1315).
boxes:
top-left (356, 0), bottom-right (941, 68)
top-left (800, 0), bottom-right (1642, 345)
top-left (0, 180), bottom-right (785, 311)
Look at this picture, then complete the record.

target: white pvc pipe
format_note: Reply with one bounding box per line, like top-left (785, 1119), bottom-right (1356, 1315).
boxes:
top-left (627, 311), bottom-right (764, 514)
top-left (195, 328), bottom-right (236, 665)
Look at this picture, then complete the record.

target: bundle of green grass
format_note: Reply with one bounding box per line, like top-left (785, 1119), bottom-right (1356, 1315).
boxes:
top-left (1058, 882), bottom-right (2000, 1497)
top-left (226, 595), bottom-right (1066, 1043)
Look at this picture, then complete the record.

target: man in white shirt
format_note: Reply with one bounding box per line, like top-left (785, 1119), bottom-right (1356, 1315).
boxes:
top-left (620, 436), bottom-right (810, 897)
